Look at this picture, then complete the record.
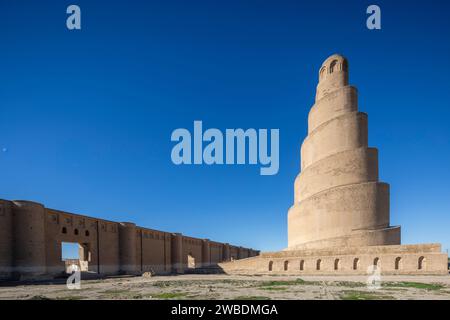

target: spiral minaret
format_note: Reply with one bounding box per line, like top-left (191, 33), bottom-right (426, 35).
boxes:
top-left (287, 54), bottom-right (401, 250)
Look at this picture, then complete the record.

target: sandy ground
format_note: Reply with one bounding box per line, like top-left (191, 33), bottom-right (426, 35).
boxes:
top-left (1, 274), bottom-right (450, 300)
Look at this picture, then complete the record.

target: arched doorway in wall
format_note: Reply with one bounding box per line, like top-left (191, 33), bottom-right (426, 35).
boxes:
top-left (316, 259), bottom-right (321, 271)
top-left (353, 258), bottom-right (359, 270)
top-left (187, 253), bottom-right (196, 269)
top-left (418, 256), bottom-right (426, 270)
top-left (373, 257), bottom-right (380, 270)
top-left (61, 242), bottom-right (91, 273)
top-left (334, 259), bottom-right (340, 271)
top-left (299, 260), bottom-right (305, 271)
top-left (268, 261), bottom-right (273, 271)
top-left (284, 261), bottom-right (289, 271)
top-left (395, 257), bottom-right (402, 270)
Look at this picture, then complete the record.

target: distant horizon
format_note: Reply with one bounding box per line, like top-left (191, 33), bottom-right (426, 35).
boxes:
top-left (1, 1), bottom-right (450, 256)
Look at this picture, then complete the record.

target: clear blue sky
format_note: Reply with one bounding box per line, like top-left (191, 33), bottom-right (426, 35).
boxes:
top-left (1, 1), bottom-right (449, 255)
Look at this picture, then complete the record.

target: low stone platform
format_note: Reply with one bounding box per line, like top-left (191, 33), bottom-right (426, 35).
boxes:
top-left (218, 243), bottom-right (448, 275)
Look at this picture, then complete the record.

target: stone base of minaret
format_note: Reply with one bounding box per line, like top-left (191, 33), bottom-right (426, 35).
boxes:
top-left (219, 54), bottom-right (448, 275)
top-left (218, 243), bottom-right (448, 275)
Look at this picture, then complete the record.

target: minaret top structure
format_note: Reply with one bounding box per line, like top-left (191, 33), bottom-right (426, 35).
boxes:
top-left (316, 54), bottom-right (349, 101)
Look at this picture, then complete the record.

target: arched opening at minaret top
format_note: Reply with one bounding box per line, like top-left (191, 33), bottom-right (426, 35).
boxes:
top-left (329, 60), bottom-right (338, 73)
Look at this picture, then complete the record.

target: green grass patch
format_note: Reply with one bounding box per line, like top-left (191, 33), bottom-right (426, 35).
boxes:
top-left (340, 290), bottom-right (395, 300)
top-left (383, 282), bottom-right (444, 291)
top-left (152, 292), bottom-right (187, 299)
top-left (333, 281), bottom-right (366, 288)
top-left (55, 295), bottom-right (86, 300)
top-left (152, 279), bottom-right (252, 288)
top-left (29, 295), bottom-right (53, 300)
top-left (259, 286), bottom-right (288, 291)
top-left (100, 289), bottom-right (131, 295)
top-left (233, 296), bottom-right (271, 300)
top-left (259, 278), bottom-right (313, 287)
top-left (382, 287), bottom-right (408, 292)
top-left (152, 281), bottom-right (178, 287)
top-left (98, 288), bottom-right (147, 299)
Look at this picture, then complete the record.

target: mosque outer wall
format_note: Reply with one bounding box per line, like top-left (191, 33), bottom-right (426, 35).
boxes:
top-left (0, 199), bottom-right (259, 280)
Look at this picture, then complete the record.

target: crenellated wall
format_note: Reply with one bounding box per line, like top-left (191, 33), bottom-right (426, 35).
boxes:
top-left (0, 199), bottom-right (259, 280)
